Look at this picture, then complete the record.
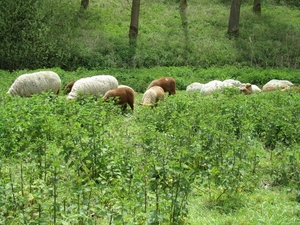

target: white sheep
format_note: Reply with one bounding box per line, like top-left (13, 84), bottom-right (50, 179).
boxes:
top-left (200, 80), bottom-right (224, 95)
top-left (140, 86), bottom-right (165, 107)
top-left (66, 75), bottom-right (118, 100)
top-left (7, 71), bottom-right (61, 97)
top-left (262, 79), bottom-right (294, 92)
top-left (223, 79), bottom-right (242, 87)
top-left (186, 82), bottom-right (203, 92)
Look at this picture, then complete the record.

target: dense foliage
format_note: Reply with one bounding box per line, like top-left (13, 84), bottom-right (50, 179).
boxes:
top-left (0, 69), bottom-right (300, 224)
top-left (0, 0), bottom-right (299, 71)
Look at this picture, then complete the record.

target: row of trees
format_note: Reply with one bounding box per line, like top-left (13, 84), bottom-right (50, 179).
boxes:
top-left (0, 0), bottom-right (298, 70)
top-left (80, 0), bottom-right (261, 44)
top-left (80, 0), bottom-right (260, 38)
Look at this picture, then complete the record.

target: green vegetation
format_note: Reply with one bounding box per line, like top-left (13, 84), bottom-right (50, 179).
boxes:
top-left (1, 68), bottom-right (300, 224)
top-left (0, 0), bottom-right (300, 70)
top-left (1, 0), bottom-right (300, 223)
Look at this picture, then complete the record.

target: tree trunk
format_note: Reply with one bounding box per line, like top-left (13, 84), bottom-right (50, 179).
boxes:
top-left (227, 0), bottom-right (242, 35)
top-left (129, 0), bottom-right (140, 67)
top-left (180, 0), bottom-right (187, 11)
top-left (253, 0), bottom-right (261, 14)
top-left (180, 0), bottom-right (188, 26)
top-left (179, 0), bottom-right (189, 61)
top-left (81, 0), bottom-right (89, 10)
top-left (129, 0), bottom-right (140, 47)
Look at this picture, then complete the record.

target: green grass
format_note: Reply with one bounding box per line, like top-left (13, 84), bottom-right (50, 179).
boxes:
top-left (1, 69), bottom-right (300, 224)
top-left (1, 0), bottom-right (300, 70)
top-left (188, 188), bottom-right (300, 225)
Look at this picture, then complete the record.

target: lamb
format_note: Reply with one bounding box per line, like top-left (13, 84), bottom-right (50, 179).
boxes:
top-left (186, 82), bottom-right (203, 92)
top-left (102, 87), bottom-right (135, 111)
top-left (147, 77), bottom-right (176, 95)
top-left (7, 71), bottom-right (61, 97)
top-left (262, 79), bottom-right (294, 92)
top-left (140, 86), bottom-right (165, 108)
top-left (66, 75), bottom-right (118, 100)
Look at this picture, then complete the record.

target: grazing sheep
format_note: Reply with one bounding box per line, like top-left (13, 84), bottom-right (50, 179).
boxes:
top-left (7, 71), bottom-right (61, 97)
top-left (140, 86), bottom-right (165, 108)
top-left (200, 80), bottom-right (224, 95)
top-left (118, 84), bottom-right (136, 92)
top-left (102, 87), bottom-right (135, 111)
top-left (186, 82), bottom-right (203, 92)
top-left (240, 83), bottom-right (261, 95)
top-left (281, 86), bottom-right (299, 92)
top-left (64, 80), bottom-right (77, 94)
top-left (223, 79), bottom-right (242, 87)
top-left (262, 79), bottom-right (294, 92)
top-left (147, 77), bottom-right (176, 95)
top-left (66, 75), bottom-right (118, 100)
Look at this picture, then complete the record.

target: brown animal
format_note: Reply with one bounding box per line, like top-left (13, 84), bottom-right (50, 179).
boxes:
top-left (240, 83), bottom-right (252, 95)
top-left (64, 80), bottom-right (77, 94)
top-left (140, 86), bottom-right (165, 108)
top-left (147, 77), bottom-right (176, 95)
top-left (240, 83), bottom-right (262, 95)
top-left (102, 87), bottom-right (135, 111)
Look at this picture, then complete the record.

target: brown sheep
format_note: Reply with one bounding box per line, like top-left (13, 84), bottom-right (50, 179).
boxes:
top-left (140, 86), bottom-right (165, 108)
top-left (240, 83), bottom-right (252, 95)
top-left (64, 80), bottom-right (77, 94)
top-left (102, 87), bottom-right (135, 111)
top-left (147, 77), bottom-right (176, 95)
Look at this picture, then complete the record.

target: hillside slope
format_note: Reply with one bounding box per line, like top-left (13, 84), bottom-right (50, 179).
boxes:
top-left (75, 0), bottom-right (300, 69)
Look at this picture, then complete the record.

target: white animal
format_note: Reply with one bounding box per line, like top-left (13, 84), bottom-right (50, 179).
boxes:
top-left (66, 75), bottom-right (118, 100)
top-left (262, 79), bottom-right (294, 92)
top-left (186, 82), bottom-right (203, 92)
top-left (223, 79), bottom-right (242, 87)
top-left (7, 71), bottom-right (61, 97)
top-left (200, 80), bottom-right (224, 95)
top-left (140, 86), bottom-right (165, 107)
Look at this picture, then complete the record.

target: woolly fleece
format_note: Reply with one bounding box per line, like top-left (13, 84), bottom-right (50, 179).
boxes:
top-left (7, 71), bottom-right (61, 97)
top-left (141, 86), bottom-right (165, 107)
top-left (66, 75), bottom-right (118, 100)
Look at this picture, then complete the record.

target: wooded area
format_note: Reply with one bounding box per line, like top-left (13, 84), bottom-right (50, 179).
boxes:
top-left (0, 0), bottom-right (299, 70)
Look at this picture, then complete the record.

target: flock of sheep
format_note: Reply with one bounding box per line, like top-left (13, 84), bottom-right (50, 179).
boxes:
top-left (186, 78), bottom-right (296, 95)
top-left (6, 71), bottom-right (176, 111)
top-left (6, 70), bottom-right (297, 112)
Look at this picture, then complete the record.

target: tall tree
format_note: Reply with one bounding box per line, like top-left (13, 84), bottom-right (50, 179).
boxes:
top-left (180, 0), bottom-right (189, 62)
top-left (253, 0), bottom-right (261, 14)
top-left (180, 0), bottom-right (188, 27)
top-left (129, 0), bottom-right (140, 47)
top-left (227, 0), bottom-right (242, 35)
top-left (81, 0), bottom-right (89, 10)
top-left (180, 0), bottom-right (187, 12)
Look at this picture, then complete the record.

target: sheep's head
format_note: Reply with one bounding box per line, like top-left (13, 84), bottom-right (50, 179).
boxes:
top-left (240, 87), bottom-right (251, 95)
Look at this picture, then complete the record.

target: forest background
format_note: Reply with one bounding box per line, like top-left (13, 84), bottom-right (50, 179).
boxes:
top-left (0, 0), bottom-right (299, 72)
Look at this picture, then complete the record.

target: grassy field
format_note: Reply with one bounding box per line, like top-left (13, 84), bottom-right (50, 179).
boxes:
top-left (1, 0), bottom-right (300, 223)
top-left (1, 0), bottom-right (300, 70)
top-left (1, 68), bottom-right (300, 224)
